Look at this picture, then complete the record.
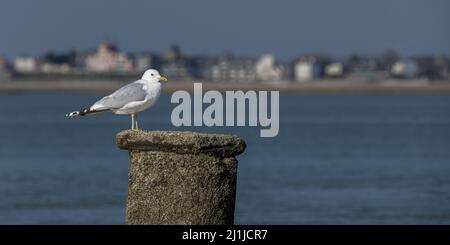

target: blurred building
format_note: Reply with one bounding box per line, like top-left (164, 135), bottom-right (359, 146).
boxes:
top-left (164, 45), bottom-right (182, 63)
top-left (133, 53), bottom-right (161, 72)
top-left (7, 42), bottom-right (448, 83)
top-left (160, 45), bottom-right (194, 79)
top-left (325, 62), bottom-right (345, 77)
top-left (14, 56), bottom-right (38, 72)
top-left (435, 56), bottom-right (450, 80)
top-left (255, 54), bottom-right (283, 81)
top-left (211, 57), bottom-right (257, 82)
top-left (161, 62), bottom-right (192, 79)
top-left (40, 51), bottom-right (76, 73)
top-left (73, 51), bottom-right (90, 71)
top-left (346, 55), bottom-right (378, 73)
top-left (381, 49), bottom-right (401, 71)
top-left (391, 60), bottom-right (418, 78)
top-left (294, 56), bottom-right (322, 82)
top-left (40, 63), bottom-right (71, 73)
top-left (85, 42), bottom-right (133, 72)
top-left (413, 55), bottom-right (448, 80)
top-left (345, 55), bottom-right (382, 81)
top-left (189, 56), bottom-right (218, 79)
top-left (134, 55), bottom-right (152, 72)
top-left (0, 56), bottom-right (12, 81)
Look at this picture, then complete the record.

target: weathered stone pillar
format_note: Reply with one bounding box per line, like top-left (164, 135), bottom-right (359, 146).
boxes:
top-left (116, 130), bottom-right (246, 225)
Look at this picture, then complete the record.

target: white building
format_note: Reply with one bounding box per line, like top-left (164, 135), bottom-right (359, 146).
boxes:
top-left (14, 56), bottom-right (38, 72)
top-left (391, 60), bottom-right (418, 78)
top-left (255, 54), bottom-right (283, 81)
top-left (85, 42), bottom-right (133, 72)
top-left (325, 62), bottom-right (344, 77)
top-left (40, 63), bottom-right (71, 73)
top-left (294, 57), bottom-right (322, 82)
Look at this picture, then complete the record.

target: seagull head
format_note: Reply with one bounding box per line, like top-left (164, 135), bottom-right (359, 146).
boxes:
top-left (142, 69), bottom-right (168, 83)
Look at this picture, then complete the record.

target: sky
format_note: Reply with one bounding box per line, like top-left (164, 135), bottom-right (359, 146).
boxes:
top-left (0, 0), bottom-right (449, 60)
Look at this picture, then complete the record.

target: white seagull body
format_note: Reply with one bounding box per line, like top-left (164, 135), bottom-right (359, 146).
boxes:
top-left (66, 69), bottom-right (167, 129)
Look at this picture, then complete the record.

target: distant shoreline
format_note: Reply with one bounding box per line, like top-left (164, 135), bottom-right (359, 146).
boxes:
top-left (1, 79), bottom-right (450, 94)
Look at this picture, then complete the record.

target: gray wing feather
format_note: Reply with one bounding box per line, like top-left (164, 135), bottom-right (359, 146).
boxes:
top-left (93, 82), bottom-right (146, 109)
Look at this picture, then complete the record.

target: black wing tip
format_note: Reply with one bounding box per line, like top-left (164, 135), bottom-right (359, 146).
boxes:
top-left (66, 111), bottom-right (80, 117)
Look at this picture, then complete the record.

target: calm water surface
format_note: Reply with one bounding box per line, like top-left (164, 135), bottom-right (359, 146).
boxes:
top-left (0, 92), bottom-right (449, 224)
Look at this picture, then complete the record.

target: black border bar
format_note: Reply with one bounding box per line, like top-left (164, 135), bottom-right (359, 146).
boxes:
top-left (1, 225), bottom-right (450, 243)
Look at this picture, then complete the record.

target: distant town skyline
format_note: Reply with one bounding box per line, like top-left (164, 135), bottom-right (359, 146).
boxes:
top-left (1, 0), bottom-right (449, 60)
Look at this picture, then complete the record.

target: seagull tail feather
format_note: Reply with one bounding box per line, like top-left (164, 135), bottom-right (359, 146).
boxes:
top-left (66, 108), bottom-right (109, 117)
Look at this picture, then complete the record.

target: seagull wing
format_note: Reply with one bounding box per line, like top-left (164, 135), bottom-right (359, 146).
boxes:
top-left (91, 81), bottom-right (147, 110)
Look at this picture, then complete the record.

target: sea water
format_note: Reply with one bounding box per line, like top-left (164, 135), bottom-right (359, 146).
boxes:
top-left (0, 92), bottom-right (449, 224)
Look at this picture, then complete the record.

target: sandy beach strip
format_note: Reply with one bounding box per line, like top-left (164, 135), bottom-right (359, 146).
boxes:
top-left (1, 80), bottom-right (450, 94)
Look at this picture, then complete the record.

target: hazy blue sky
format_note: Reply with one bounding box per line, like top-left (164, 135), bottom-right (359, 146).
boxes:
top-left (1, 0), bottom-right (449, 60)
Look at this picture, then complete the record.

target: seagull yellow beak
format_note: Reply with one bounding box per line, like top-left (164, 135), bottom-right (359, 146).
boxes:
top-left (159, 76), bottom-right (168, 82)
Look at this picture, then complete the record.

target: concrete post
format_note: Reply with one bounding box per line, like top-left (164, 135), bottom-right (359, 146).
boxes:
top-left (116, 130), bottom-right (246, 225)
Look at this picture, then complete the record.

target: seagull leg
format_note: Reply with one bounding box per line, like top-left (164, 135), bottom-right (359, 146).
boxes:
top-left (131, 113), bottom-right (135, 130)
top-left (135, 113), bottom-right (139, 130)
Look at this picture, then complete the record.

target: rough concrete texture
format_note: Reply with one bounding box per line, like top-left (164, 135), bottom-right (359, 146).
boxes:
top-left (116, 130), bottom-right (246, 225)
top-left (117, 130), bottom-right (246, 157)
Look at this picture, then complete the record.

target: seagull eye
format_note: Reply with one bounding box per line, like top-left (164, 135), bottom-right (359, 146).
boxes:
top-left (151, 74), bottom-right (154, 76)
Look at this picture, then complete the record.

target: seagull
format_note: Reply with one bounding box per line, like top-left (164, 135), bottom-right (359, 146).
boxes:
top-left (66, 69), bottom-right (167, 130)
